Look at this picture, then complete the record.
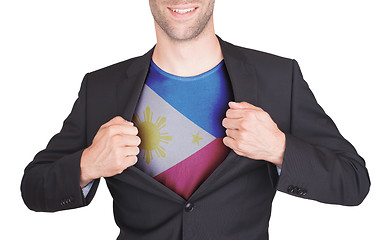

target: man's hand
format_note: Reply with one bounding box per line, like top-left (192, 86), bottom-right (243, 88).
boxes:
top-left (222, 102), bottom-right (286, 168)
top-left (80, 116), bottom-right (141, 188)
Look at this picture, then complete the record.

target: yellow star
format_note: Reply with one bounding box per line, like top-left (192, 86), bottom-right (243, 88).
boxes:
top-left (192, 131), bottom-right (203, 146)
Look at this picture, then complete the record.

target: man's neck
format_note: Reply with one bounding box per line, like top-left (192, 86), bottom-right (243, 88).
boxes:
top-left (152, 22), bottom-right (223, 77)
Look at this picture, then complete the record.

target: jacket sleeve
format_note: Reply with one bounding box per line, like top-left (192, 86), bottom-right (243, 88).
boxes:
top-left (21, 74), bottom-right (100, 212)
top-left (276, 59), bottom-right (370, 206)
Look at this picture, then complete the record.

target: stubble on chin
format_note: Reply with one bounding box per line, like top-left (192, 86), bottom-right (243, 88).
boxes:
top-left (150, 0), bottom-right (215, 42)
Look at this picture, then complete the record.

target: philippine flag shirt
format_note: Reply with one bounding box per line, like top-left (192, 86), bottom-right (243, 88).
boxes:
top-left (132, 60), bottom-right (234, 200)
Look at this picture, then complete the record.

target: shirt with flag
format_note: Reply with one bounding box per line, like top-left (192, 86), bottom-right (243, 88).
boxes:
top-left (132, 60), bottom-right (234, 200)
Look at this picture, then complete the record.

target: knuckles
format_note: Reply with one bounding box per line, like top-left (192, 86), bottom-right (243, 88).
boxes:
top-left (129, 136), bottom-right (141, 146)
top-left (102, 116), bottom-right (125, 127)
top-left (131, 126), bottom-right (139, 135)
top-left (110, 134), bottom-right (122, 145)
top-left (233, 140), bottom-right (242, 151)
top-left (127, 146), bottom-right (140, 156)
top-left (112, 116), bottom-right (125, 122)
top-left (225, 109), bottom-right (233, 118)
top-left (222, 118), bottom-right (227, 127)
top-left (111, 147), bottom-right (122, 158)
top-left (102, 122), bottom-right (139, 137)
top-left (136, 136), bottom-right (141, 145)
top-left (244, 111), bottom-right (255, 120)
top-left (127, 155), bottom-right (138, 166)
top-left (223, 136), bottom-right (230, 146)
top-left (257, 111), bottom-right (270, 122)
top-left (238, 120), bottom-right (250, 130)
top-left (106, 125), bottom-right (120, 136)
top-left (237, 131), bottom-right (248, 141)
top-left (133, 146), bottom-right (140, 155)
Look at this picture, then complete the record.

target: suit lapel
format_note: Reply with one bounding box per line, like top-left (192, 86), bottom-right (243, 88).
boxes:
top-left (114, 37), bottom-right (262, 202)
top-left (116, 47), bottom-right (154, 122)
top-left (218, 36), bottom-right (260, 105)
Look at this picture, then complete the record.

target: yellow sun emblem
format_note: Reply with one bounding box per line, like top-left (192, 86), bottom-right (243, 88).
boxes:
top-left (133, 106), bottom-right (172, 164)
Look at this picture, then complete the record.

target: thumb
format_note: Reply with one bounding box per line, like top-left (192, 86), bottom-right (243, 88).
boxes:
top-left (228, 101), bottom-right (259, 110)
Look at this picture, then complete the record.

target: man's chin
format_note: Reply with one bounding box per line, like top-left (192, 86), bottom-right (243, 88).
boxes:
top-left (163, 31), bottom-right (199, 42)
top-left (165, 26), bottom-right (208, 42)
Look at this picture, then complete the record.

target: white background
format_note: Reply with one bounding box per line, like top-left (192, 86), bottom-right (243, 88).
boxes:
top-left (1, 0), bottom-right (383, 239)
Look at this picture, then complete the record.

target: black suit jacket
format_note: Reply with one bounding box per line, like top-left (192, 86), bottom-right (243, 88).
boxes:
top-left (21, 37), bottom-right (370, 240)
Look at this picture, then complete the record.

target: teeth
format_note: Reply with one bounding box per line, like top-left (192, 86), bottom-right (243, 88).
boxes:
top-left (172, 8), bottom-right (196, 14)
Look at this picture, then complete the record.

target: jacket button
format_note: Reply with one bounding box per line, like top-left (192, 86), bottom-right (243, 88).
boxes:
top-left (298, 188), bottom-right (307, 196)
top-left (185, 202), bottom-right (194, 212)
top-left (287, 185), bottom-right (295, 193)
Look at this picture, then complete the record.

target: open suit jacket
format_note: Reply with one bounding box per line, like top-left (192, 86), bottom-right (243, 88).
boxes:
top-left (21, 37), bottom-right (370, 240)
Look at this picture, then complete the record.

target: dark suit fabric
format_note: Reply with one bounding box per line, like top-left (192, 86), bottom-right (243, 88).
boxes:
top-left (21, 37), bottom-right (370, 240)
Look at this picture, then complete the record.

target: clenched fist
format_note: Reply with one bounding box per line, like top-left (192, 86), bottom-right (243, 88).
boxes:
top-left (80, 116), bottom-right (141, 187)
top-left (222, 101), bottom-right (285, 168)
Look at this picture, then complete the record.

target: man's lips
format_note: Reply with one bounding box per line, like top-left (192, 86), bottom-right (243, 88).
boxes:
top-left (167, 6), bottom-right (198, 18)
top-left (169, 7), bottom-right (196, 14)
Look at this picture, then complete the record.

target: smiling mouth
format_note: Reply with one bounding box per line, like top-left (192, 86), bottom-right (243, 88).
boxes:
top-left (170, 7), bottom-right (196, 14)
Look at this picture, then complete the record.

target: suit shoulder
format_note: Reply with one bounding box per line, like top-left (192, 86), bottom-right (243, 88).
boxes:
top-left (85, 55), bottom-right (141, 84)
top-left (223, 40), bottom-right (293, 66)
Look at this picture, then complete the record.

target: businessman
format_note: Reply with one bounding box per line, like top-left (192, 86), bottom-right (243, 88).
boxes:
top-left (21, 0), bottom-right (370, 239)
